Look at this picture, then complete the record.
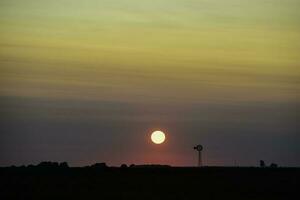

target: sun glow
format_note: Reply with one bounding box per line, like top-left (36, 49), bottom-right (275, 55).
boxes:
top-left (151, 131), bottom-right (166, 144)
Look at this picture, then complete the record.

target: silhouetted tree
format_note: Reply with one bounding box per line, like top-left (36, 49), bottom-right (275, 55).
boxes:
top-left (59, 162), bottom-right (69, 168)
top-left (260, 160), bottom-right (266, 167)
top-left (121, 164), bottom-right (128, 168)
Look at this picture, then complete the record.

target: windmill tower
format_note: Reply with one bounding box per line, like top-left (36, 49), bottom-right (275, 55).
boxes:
top-left (194, 144), bottom-right (203, 167)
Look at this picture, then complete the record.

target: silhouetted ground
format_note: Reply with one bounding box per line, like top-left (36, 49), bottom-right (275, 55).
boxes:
top-left (1, 166), bottom-right (299, 200)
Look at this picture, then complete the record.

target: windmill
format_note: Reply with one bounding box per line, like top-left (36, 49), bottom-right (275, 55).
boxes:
top-left (194, 144), bottom-right (203, 167)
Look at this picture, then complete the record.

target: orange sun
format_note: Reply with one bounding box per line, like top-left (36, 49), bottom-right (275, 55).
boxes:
top-left (151, 130), bottom-right (166, 144)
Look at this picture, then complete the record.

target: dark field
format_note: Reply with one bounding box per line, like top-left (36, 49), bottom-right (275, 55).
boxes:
top-left (1, 166), bottom-right (299, 200)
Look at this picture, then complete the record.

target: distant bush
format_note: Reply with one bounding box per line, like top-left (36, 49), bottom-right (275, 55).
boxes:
top-left (90, 163), bottom-right (107, 168)
top-left (270, 163), bottom-right (278, 168)
top-left (34, 161), bottom-right (69, 168)
top-left (37, 161), bottom-right (59, 168)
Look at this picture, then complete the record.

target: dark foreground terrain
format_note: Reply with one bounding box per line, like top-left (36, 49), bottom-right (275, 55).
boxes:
top-left (1, 166), bottom-right (299, 200)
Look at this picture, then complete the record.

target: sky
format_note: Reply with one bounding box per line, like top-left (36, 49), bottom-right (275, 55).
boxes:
top-left (0, 0), bottom-right (300, 167)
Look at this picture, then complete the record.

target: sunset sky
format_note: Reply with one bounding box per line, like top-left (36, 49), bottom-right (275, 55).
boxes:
top-left (1, 0), bottom-right (299, 167)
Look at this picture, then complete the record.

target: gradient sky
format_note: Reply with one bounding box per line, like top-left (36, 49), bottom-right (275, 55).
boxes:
top-left (1, 0), bottom-right (300, 167)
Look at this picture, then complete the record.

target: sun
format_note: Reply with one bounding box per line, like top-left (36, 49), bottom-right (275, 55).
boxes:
top-left (151, 130), bottom-right (166, 144)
